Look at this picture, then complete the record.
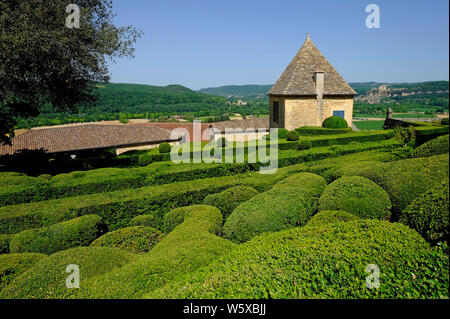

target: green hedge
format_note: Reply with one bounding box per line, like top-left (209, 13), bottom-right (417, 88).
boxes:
top-left (0, 253), bottom-right (47, 291)
top-left (138, 154), bottom-right (153, 166)
top-left (322, 116), bottom-right (348, 128)
top-left (273, 172), bottom-right (327, 198)
top-left (306, 210), bottom-right (360, 227)
top-left (399, 180), bottom-right (449, 244)
top-left (162, 206), bottom-right (192, 233)
top-left (0, 234), bottom-right (11, 254)
top-left (9, 215), bottom-right (107, 254)
top-left (90, 226), bottom-right (164, 254)
top-left (0, 247), bottom-right (136, 299)
top-left (412, 134), bottom-right (449, 158)
top-left (129, 214), bottom-right (159, 228)
top-left (318, 176), bottom-right (392, 220)
top-left (223, 187), bottom-right (316, 243)
top-left (158, 142), bottom-right (171, 154)
top-left (76, 205), bottom-right (236, 298)
top-left (148, 220), bottom-right (448, 298)
top-left (296, 126), bottom-right (352, 135)
top-left (323, 160), bottom-right (384, 183)
top-left (337, 154), bottom-right (449, 219)
top-left (286, 130), bottom-right (300, 141)
top-left (202, 186), bottom-right (259, 219)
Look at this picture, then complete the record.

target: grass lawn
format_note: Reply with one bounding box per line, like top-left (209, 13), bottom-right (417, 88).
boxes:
top-left (353, 120), bottom-right (385, 130)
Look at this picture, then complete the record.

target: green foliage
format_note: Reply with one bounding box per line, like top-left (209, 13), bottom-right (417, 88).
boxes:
top-left (202, 186), bottom-right (259, 219)
top-left (276, 128), bottom-right (289, 139)
top-left (0, 247), bottom-right (136, 298)
top-left (223, 187), bottom-right (316, 243)
top-left (399, 180), bottom-right (449, 244)
top-left (138, 154), bottom-right (152, 166)
top-left (306, 211), bottom-right (360, 227)
top-left (158, 142), bottom-right (172, 154)
top-left (90, 226), bottom-right (164, 254)
top-left (149, 220), bottom-right (448, 299)
top-left (0, 253), bottom-right (47, 291)
top-left (0, 234), bottom-right (12, 254)
top-left (412, 134), bottom-right (449, 158)
top-left (129, 214), bottom-right (159, 228)
top-left (286, 130), bottom-right (300, 141)
top-left (322, 116), bottom-right (348, 129)
top-left (295, 126), bottom-right (352, 135)
top-left (394, 126), bottom-right (416, 146)
top-left (273, 172), bottom-right (327, 198)
top-left (76, 205), bottom-right (236, 298)
top-left (9, 215), bottom-right (107, 254)
top-left (441, 118), bottom-right (449, 125)
top-left (324, 160), bottom-right (384, 182)
top-left (297, 139), bottom-right (312, 150)
top-left (319, 176), bottom-right (391, 220)
top-left (337, 154), bottom-right (449, 218)
top-left (162, 206), bottom-right (191, 234)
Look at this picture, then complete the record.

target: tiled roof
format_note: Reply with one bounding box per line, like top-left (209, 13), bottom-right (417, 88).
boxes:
top-left (0, 124), bottom-right (178, 156)
top-left (134, 122), bottom-right (211, 142)
top-left (210, 118), bottom-right (270, 133)
top-left (268, 34), bottom-right (357, 96)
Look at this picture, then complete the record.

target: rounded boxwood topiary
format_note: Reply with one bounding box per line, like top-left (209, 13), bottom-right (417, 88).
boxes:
top-left (412, 134), bottom-right (449, 158)
top-left (90, 226), bottom-right (164, 254)
top-left (158, 142), bottom-right (171, 154)
top-left (297, 139), bottom-right (312, 150)
top-left (399, 180), bottom-right (449, 244)
top-left (322, 116), bottom-right (348, 129)
top-left (0, 247), bottom-right (135, 298)
top-left (148, 220), bottom-right (448, 299)
top-left (138, 153), bottom-right (152, 166)
top-left (273, 172), bottom-right (327, 198)
top-left (129, 214), bottom-right (158, 228)
top-left (276, 128), bottom-right (289, 139)
top-left (324, 160), bottom-right (382, 182)
top-left (162, 206), bottom-right (190, 233)
top-left (223, 187), bottom-right (316, 243)
top-left (286, 130), bottom-right (300, 141)
top-left (9, 215), bottom-right (107, 254)
top-left (0, 253), bottom-right (47, 291)
top-left (202, 186), bottom-right (258, 219)
top-left (306, 210), bottom-right (360, 227)
top-left (318, 176), bottom-right (391, 220)
top-left (0, 234), bottom-right (12, 254)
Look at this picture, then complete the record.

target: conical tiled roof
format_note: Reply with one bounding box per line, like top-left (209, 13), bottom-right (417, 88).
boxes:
top-left (268, 33), bottom-right (357, 96)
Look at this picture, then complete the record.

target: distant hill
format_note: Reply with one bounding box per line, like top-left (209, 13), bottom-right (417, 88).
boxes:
top-left (199, 85), bottom-right (273, 100)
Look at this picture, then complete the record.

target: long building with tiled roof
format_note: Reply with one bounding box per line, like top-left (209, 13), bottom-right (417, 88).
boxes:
top-left (268, 33), bottom-right (356, 130)
top-left (0, 124), bottom-right (180, 156)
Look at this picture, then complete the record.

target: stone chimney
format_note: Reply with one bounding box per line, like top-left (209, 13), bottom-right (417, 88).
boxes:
top-left (315, 71), bottom-right (324, 125)
top-left (386, 107), bottom-right (393, 119)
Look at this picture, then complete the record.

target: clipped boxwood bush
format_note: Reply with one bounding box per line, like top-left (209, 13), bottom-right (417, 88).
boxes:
top-left (9, 215), bottom-right (107, 254)
top-left (0, 234), bottom-right (12, 254)
top-left (323, 160), bottom-right (382, 182)
top-left (75, 205), bottom-right (236, 298)
top-left (297, 139), bottom-right (312, 150)
top-left (273, 172), bottom-right (327, 198)
top-left (138, 153), bottom-right (152, 166)
top-left (322, 116), bottom-right (348, 129)
top-left (318, 176), bottom-right (392, 220)
top-left (306, 210), bottom-right (360, 227)
top-left (149, 220), bottom-right (448, 299)
top-left (295, 126), bottom-right (352, 135)
top-left (0, 253), bottom-right (47, 291)
top-left (412, 134), bottom-right (449, 158)
top-left (90, 226), bottom-right (164, 254)
top-left (202, 186), bottom-right (258, 219)
top-left (162, 206), bottom-right (191, 233)
top-left (399, 180), bottom-right (449, 244)
top-left (158, 142), bottom-right (171, 154)
top-left (286, 130), bottom-right (300, 141)
top-left (0, 247), bottom-right (135, 299)
top-left (129, 214), bottom-right (159, 228)
top-left (223, 187), bottom-right (316, 243)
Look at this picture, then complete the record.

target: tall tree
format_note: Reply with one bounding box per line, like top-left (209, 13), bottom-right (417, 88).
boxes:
top-left (0, 0), bottom-right (142, 142)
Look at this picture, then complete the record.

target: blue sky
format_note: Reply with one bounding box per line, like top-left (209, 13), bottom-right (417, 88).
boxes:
top-left (108, 0), bottom-right (449, 90)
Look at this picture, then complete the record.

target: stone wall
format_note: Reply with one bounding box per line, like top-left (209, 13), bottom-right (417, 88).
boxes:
top-left (322, 96), bottom-right (354, 127)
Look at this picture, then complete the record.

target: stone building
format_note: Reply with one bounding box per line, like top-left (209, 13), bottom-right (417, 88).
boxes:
top-left (268, 33), bottom-right (357, 130)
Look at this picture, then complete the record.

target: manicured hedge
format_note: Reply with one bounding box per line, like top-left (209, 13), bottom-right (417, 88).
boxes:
top-left (138, 154), bottom-right (152, 166)
top-left (322, 116), bottom-right (348, 128)
top-left (399, 180), bottom-right (449, 244)
top-left (76, 205), bottom-right (236, 298)
top-left (273, 172), bottom-right (327, 198)
top-left (148, 220), bottom-right (448, 299)
top-left (306, 210), bottom-right (360, 227)
top-left (318, 176), bottom-right (392, 220)
top-left (412, 134), bottom-right (449, 158)
top-left (296, 126), bottom-right (352, 135)
top-left (0, 253), bottom-right (47, 291)
top-left (337, 154), bottom-right (449, 219)
top-left (323, 160), bottom-right (384, 183)
top-left (162, 206), bottom-right (191, 233)
top-left (90, 226), bottom-right (164, 254)
top-left (129, 214), bottom-right (159, 228)
top-left (223, 187), bottom-right (316, 243)
top-left (202, 186), bottom-right (259, 219)
top-left (0, 247), bottom-right (136, 299)
top-left (0, 234), bottom-right (11, 254)
top-left (286, 130), bottom-right (299, 141)
top-left (9, 215), bottom-right (107, 254)
top-left (158, 142), bottom-right (171, 154)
